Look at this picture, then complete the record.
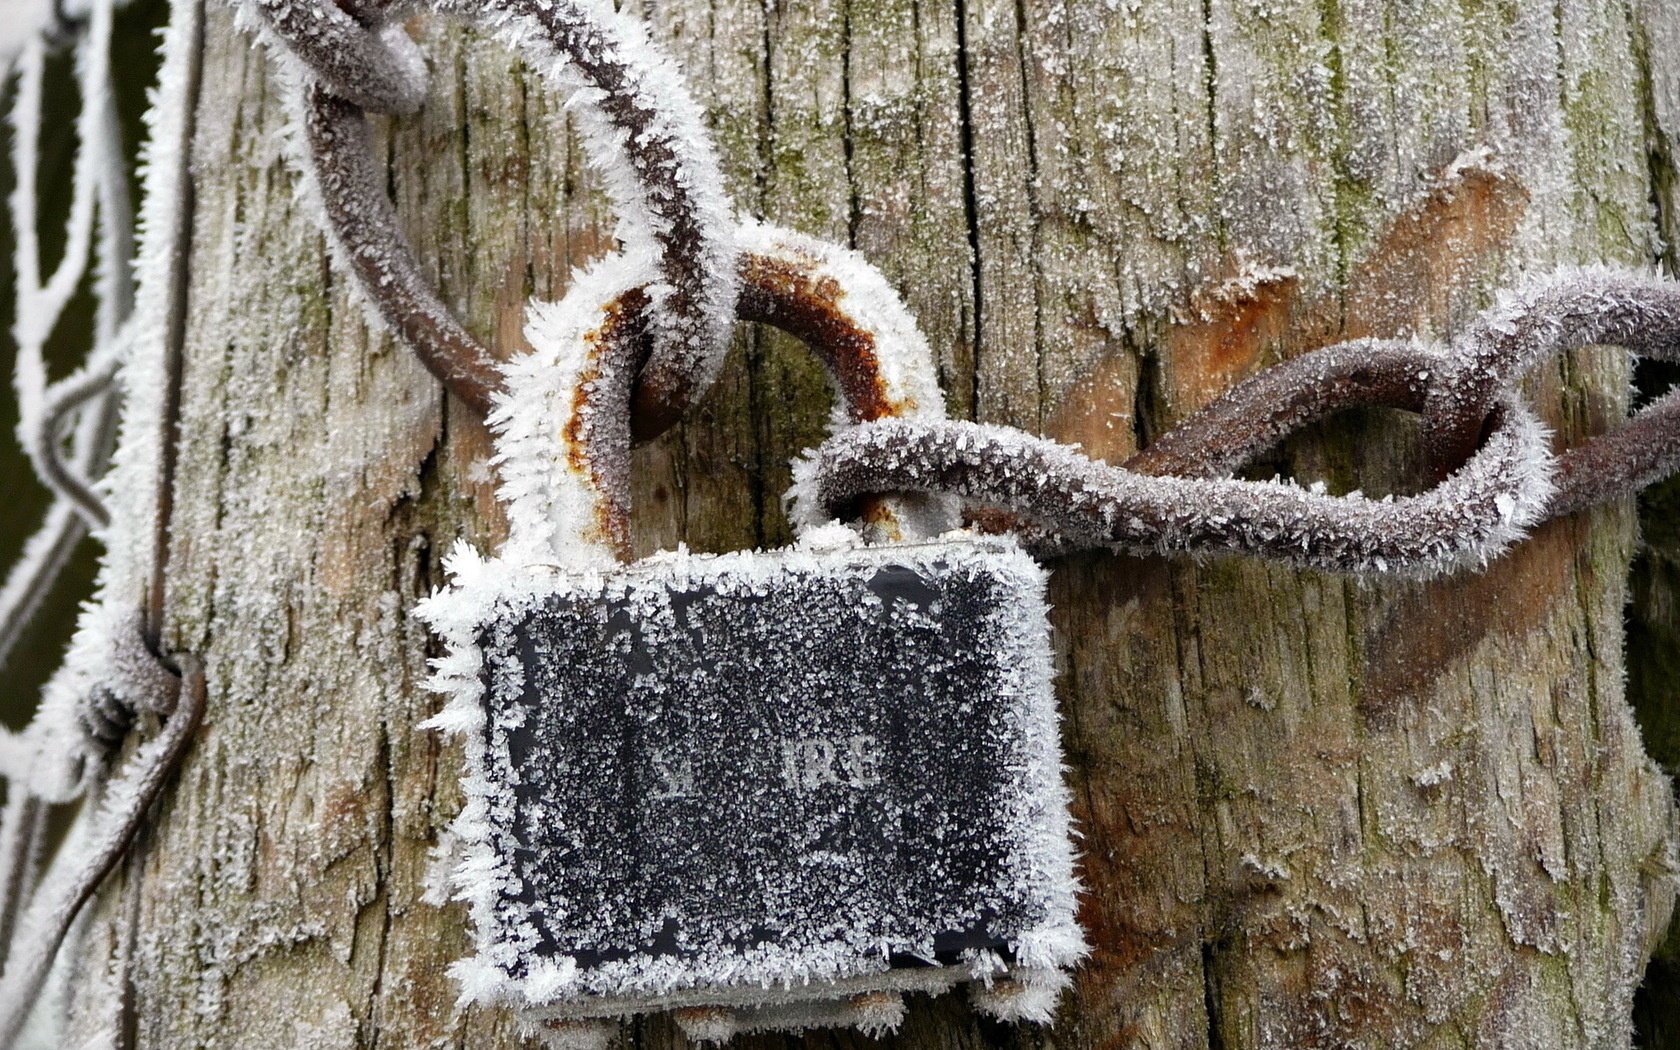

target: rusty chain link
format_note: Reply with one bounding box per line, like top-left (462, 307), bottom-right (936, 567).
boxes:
top-left (794, 282), bottom-right (1680, 577)
top-left (1420, 273), bottom-right (1680, 472)
top-left (280, 0), bottom-right (740, 439)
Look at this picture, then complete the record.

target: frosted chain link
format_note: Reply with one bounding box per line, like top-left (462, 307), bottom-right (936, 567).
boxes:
top-left (797, 267), bottom-right (1680, 577)
top-left (256, 0), bottom-right (741, 435)
top-left (0, 3), bottom-right (1673, 1047)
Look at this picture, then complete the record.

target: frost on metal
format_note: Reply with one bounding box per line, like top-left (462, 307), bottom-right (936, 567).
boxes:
top-left (243, 0), bottom-right (427, 114)
top-left (452, 0), bottom-right (742, 407)
top-left (265, 0), bottom-right (740, 422)
top-left (0, 0), bottom-right (200, 1042)
top-left (489, 224), bottom-right (961, 566)
top-left (1422, 265), bottom-right (1680, 507)
top-left (0, 0), bottom-right (164, 791)
top-left (98, 0), bottom-right (197, 605)
top-left (791, 398), bottom-right (1557, 578)
top-left (734, 220), bottom-right (948, 429)
top-left (1423, 267), bottom-right (1680, 453)
top-left (419, 538), bottom-right (1083, 1032)
top-left (418, 254), bottom-right (1081, 1036)
top-left (735, 220), bottom-right (960, 540)
top-left (7, 0), bottom-right (129, 527)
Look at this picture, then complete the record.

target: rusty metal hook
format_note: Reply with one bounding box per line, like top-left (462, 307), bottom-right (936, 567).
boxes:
top-left (291, 0), bottom-right (739, 434)
top-left (301, 60), bottom-right (947, 448)
top-left (249, 0), bottom-right (426, 115)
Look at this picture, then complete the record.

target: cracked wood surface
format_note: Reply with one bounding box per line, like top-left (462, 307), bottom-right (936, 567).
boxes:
top-left (66, 1), bottom-right (1680, 1047)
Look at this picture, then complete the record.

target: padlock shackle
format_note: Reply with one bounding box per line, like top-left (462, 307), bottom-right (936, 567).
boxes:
top-left (736, 252), bottom-right (920, 426)
top-left (733, 224), bottom-right (944, 429)
top-left (497, 224), bottom-right (950, 565)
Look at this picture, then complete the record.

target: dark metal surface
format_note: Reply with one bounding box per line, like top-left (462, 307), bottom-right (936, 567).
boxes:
top-left (478, 548), bottom-right (1057, 992)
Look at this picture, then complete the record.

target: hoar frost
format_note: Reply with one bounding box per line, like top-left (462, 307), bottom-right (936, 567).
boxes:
top-left (417, 209), bottom-right (1082, 1039)
top-left (419, 538), bottom-right (1085, 1035)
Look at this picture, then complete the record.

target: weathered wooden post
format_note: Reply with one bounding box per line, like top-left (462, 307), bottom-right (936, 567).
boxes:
top-left (65, 1), bottom-right (1680, 1046)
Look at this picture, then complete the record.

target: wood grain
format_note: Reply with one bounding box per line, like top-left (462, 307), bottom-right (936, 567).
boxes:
top-left (65, 1), bottom-right (1680, 1046)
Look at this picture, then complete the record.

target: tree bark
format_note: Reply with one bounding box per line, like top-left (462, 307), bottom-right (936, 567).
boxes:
top-left (67, 0), bottom-right (1680, 1047)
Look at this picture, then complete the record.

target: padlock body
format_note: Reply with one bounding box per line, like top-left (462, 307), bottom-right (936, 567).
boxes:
top-left (465, 537), bottom-right (1081, 1014)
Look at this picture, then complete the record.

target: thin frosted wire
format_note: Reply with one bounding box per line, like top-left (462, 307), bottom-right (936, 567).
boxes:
top-left (0, 3), bottom-right (139, 1045)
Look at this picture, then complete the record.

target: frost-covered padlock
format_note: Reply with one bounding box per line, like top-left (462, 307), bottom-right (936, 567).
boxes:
top-left (422, 236), bottom-right (1085, 1046)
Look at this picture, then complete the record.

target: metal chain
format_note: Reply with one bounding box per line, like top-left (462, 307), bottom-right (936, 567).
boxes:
top-left (262, 6), bottom-right (1680, 578)
top-left (804, 271), bottom-right (1680, 574)
top-left (272, 0), bottom-right (741, 440)
top-left (247, 0), bottom-right (425, 114)
top-left (0, 4), bottom-right (1652, 1045)
top-left (1420, 271), bottom-right (1680, 480)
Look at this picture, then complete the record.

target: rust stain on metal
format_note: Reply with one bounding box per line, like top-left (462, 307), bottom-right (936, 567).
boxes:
top-left (561, 352), bottom-right (600, 476)
top-left (565, 289), bottom-right (648, 560)
top-left (630, 249), bottom-right (910, 440)
top-left (733, 249), bottom-right (927, 535)
top-left (737, 251), bottom-right (905, 422)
